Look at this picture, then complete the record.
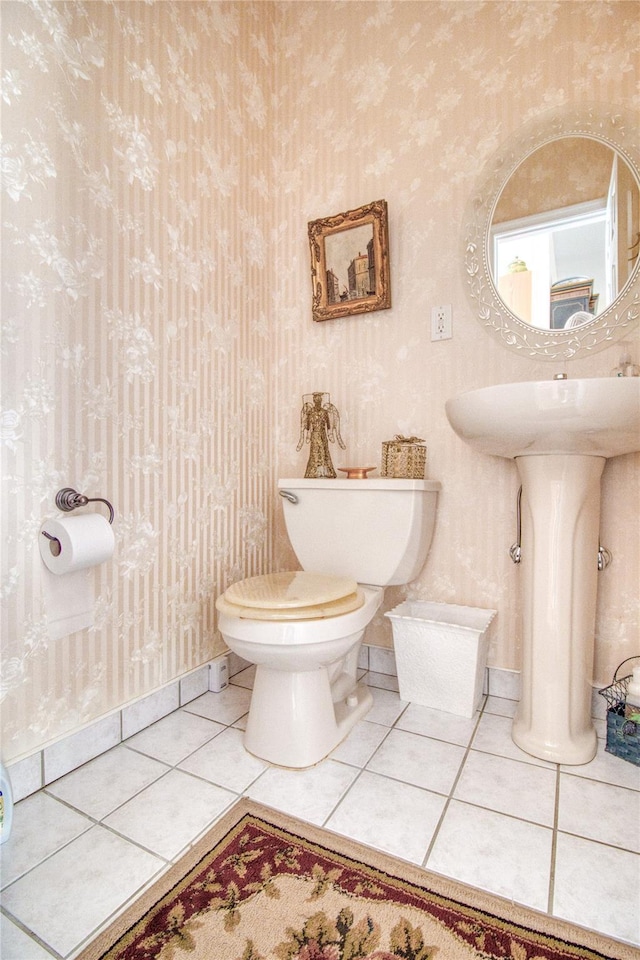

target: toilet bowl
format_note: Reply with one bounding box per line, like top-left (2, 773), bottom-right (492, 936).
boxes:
top-left (216, 478), bottom-right (440, 768)
top-left (217, 572), bottom-right (383, 768)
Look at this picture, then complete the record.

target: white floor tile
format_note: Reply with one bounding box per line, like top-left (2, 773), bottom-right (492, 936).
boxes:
top-left (558, 774), bottom-right (640, 852)
top-left (46, 744), bottom-right (169, 820)
top-left (246, 759), bottom-right (357, 825)
top-left (428, 800), bottom-right (553, 912)
top-left (326, 769), bottom-right (446, 865)
top-left (553, 833), bottom-right (640, 944)
top-left (367, 728), bottom-right (466, 796)
top-left (366, 686), bottom-right (409, 727)
top-left (483, 695), bottom-right (518, 718)
top-left (455, 751), bottom-right (557, 826)
top-left (1, 792), bottom-right (92, 888)
top-left (103, 768), bottom-right (236, 860)
top-left (5, 684), bottom-right (637, 952)
top-left (395, 702), bottom-right (479, 746)
top-left (1, 914), bottom-right (55, 959)
top-left (125, 709), bottom-right (224, 766)
top-left (329, 719), bottom-right (390, 767)
top-left (182, 687), bottom-right (252, 725)
top-left (178, 727), bottom-right (268, 792)
top-left (230, 665), bottom-right (256, 688)
top-left (1, 826), bottom-right (163, 957)
top-left (365, 670), bottom-right (400, 693)
top-left (560, 740), bottom-right (640, 791)
top-left (471, 712), bottom-right (555, 768)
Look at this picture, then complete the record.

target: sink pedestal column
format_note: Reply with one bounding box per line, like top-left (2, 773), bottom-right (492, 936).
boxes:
top-left (512, 454), bottom-right (605, 765)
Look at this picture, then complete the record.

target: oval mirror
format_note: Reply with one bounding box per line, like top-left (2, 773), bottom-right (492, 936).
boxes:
top-left (464, 106), bottom-right (640, 359)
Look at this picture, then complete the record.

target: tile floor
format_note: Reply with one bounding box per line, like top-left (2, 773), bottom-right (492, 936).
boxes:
top-left (1, 668), bottom-right (639, 959)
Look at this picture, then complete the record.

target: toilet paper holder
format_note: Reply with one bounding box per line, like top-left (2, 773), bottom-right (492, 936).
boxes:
top-left (41, 488), bottom-right (115, 559)
top-left (54, 487), bottom-right (115, 524)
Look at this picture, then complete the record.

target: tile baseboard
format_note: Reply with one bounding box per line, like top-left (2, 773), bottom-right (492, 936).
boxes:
top-left (6, 649), bottom-right (610, 802)
top-left (7, 657), bottom-right (227, 802)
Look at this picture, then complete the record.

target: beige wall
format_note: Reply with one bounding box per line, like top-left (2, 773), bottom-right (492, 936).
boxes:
top-left (1, 0), bottom-right (275, 761)
top-left (2, 1), bottom-right (638, 764)
top-left (494, 139), bottom-right (616, 223)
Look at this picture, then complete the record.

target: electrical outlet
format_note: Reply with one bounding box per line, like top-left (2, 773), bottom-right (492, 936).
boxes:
top-left (431, 304), bottom-right (452, 341)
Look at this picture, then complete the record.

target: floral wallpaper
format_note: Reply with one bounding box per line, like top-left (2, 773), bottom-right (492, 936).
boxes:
top-left (1, 0), bottom-right (638, 765)
top-left (493, 139), bottom-right (616, 223)
top-left (1, 0), bottom-right (275, 761)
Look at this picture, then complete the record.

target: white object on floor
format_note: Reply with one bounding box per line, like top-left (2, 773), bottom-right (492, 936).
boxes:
top-left (209, 656), bottom-right (229, 692)
top-left (0, 761), bottom-right (14, 844)
top-left (386, 601), bottom-right (496, 718)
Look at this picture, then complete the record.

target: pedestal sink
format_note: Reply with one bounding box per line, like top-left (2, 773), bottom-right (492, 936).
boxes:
top-left (445, 377), bottom-right (640, 764)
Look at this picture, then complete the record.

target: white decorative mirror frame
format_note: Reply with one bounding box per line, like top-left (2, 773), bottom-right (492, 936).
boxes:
top-left (463, 105), bottom-right (640, 360)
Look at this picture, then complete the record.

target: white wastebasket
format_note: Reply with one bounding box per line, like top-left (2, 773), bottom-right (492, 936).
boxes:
top-left (385, 601), bottom-right (497, 718)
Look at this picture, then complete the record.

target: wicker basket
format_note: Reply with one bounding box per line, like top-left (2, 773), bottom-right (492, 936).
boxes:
top-left (381, 436), bottom-right (426, 479)
top-left (598, 656), bottom-right (640, 767)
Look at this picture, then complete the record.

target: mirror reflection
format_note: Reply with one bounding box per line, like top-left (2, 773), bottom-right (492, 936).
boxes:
top-left (490, 138), bottom-right (640, 330)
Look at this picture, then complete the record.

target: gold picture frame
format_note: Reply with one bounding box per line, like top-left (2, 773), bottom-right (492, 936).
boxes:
top-left (308, 199), bottom-right (391, 322)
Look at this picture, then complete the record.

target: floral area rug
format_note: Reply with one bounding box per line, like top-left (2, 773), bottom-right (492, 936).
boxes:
top-left (78, 799), bottom-right (634, 960)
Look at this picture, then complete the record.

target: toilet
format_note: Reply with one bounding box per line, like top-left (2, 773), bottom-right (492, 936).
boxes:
top-left (215, 477), bottom-right (441, 768)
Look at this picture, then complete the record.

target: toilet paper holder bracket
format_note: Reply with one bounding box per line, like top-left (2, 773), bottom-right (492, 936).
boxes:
top-left (40, 489), bottom-right (116, 567)
top-left (54, 487), bottom-right (115, 524)
top-left (41, 529), bottom-right (62, 555)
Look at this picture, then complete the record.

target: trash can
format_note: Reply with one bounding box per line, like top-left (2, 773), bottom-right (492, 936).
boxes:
top-left (385, 601), bottom-right (497, 718)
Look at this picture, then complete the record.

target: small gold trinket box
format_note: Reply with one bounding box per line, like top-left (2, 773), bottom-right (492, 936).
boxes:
top-left (381, 436), bottom-right (426, 479)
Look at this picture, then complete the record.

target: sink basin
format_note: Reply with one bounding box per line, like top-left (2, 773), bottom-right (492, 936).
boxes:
top-left (445, 377), bottom-right (640, 458)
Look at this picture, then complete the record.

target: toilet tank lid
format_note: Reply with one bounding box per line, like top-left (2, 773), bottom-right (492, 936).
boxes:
top-left (278, 478), bottom-right (441, 491)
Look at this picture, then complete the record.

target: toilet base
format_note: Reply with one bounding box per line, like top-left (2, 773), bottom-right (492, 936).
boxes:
top-left (244, 665), bottom-right (373, 768)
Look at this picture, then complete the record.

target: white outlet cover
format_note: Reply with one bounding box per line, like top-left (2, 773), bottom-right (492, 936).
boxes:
top-left (431, 305), bottom-right (452, 341)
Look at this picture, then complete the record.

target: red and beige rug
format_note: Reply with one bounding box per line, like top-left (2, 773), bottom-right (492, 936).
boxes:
top-left (78, 799), bottom-right (634, 960)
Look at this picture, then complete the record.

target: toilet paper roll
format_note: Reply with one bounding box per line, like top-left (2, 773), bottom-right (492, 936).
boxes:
top-left (39, 514), bottom-right (115, 575)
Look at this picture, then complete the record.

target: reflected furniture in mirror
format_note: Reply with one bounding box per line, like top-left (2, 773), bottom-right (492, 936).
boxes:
top-left (464, 105), bottom-right (640, 358)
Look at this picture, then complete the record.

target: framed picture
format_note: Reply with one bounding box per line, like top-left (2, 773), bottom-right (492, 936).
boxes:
top-left (308, 199), bottom-right (391, 322)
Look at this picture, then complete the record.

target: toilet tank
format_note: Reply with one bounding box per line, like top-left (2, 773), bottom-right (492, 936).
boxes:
top-left (277, 478), bottom-right (441, 586)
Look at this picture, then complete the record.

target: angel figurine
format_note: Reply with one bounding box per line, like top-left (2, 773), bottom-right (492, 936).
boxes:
top-left (297, 392), bottom-right (345, 478)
